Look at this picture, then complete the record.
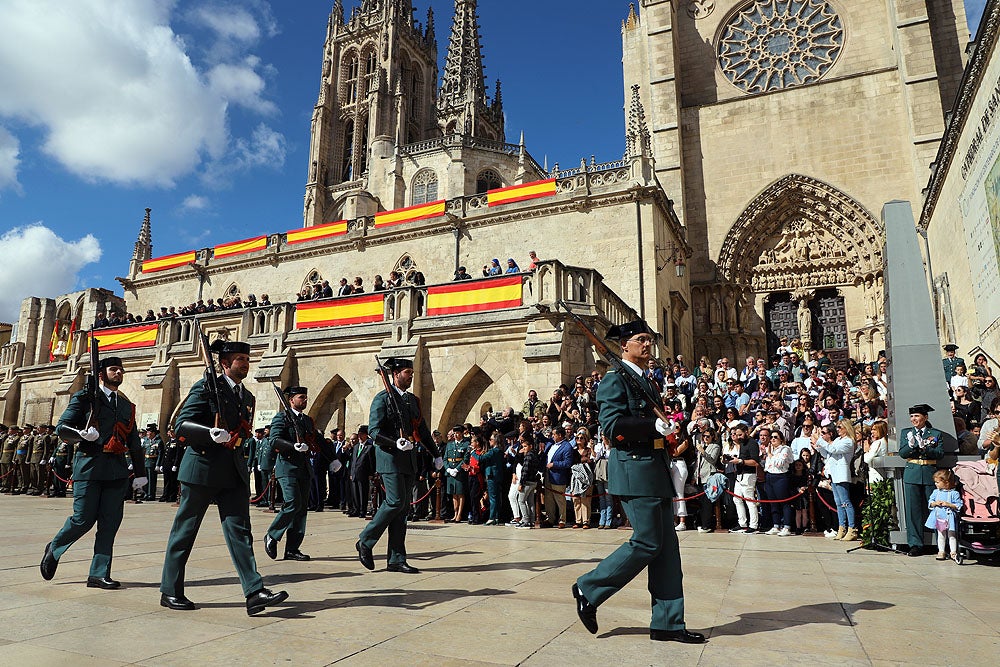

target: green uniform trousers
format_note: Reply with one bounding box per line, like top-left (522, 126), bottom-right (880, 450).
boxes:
top-left (904, 481), bottom-right (935, 548)
top-left (359, 472), bottom-right (414, 566)
top-left (266, 475), bottom-right (309, 552)
top-left (576, 495), bottom-right (686, 631)
top-left (50, 477), bottom-right (129, 578)
top-left (160, 482), bottom-right (263, 597)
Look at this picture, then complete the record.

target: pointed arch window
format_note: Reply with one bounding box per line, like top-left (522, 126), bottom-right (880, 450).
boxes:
top-left (342, 119), bottom-right (355, 181)
top-left (476, 169), bottom-right (502, 194)
top-left (411, 170), bottom-right (438, 205)
top-left (363, 47), bottom-right (378, 95)
top-left (343, 51), bottom-right (360, 105)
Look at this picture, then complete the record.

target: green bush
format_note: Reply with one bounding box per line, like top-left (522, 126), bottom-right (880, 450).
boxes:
top-left (860, 479), bottom-right (897, 547)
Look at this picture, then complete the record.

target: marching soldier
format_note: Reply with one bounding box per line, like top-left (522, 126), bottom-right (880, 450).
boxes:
top-left (159, 340), bottom-right (287, 615)
top-left (356, 358), bottom-right (443, 574)
top-left (573, 319), bottom-right (705, 644)
top-left (40, 356), bottom-right (147, 589)
top-left (897, 404), bottom-right (945, 557)
top-left (264, 386), bottom-right (335, 561)
top-left (142, 424), bottom-right (163, 501)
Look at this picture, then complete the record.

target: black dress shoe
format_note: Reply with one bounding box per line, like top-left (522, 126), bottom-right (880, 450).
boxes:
top-left (160, 593), bottom-right (196, 610)
top-left (246, 588), bottom-right (288, 616)
top-left (650, 629), bottom-right (706, 643)
top-left (40, 542), bottom-right (58, 581)
top-left (356, 540), bottom-right (374, 571)
top-left (283, 550), bottom-right (311, 561)
top-left (264, 534), bottom-right (278, 560)
top-left (572, 583), bottom-right (598, 634)
top-left (386, 562), bottom-right (420, 574)
top-left (907, 546), bottom-right (923, 557)
top-left (87, 576), bottom-right (121, 590)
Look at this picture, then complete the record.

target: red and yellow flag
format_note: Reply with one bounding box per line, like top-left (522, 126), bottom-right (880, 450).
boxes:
top-left (214, 235), bottom-right (267, 259)
top-left (295, 294), bottom-right (385, 329)
top-left (426, 275), bottom-right (523, 316)
top-left (487, 179), bottom-right (557, 207)
top-left (287, 220), bottom-right (348, 245)
top-left (89, 323), bottom-right (158, 352)
top-left (374, 200), bottom-right (446, 228)
top-left (142, 250), bottom-right (196, 273)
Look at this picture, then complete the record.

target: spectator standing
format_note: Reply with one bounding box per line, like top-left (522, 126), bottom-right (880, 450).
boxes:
top-left (816, 420), bottom-right (859, 542)
top-left (592, 436), bottom-right (613, 529)
top-left (569, 429), bottom-right (595, 528)
top-left (763, 431), bottom-right (794, 536)
top-left (925, 469), bottom-right (962, 561)
top-left (725, 423), bottom-right (760, 534)
top-left (543, 426), bottom-right (574, 528)
top-left (694, 428), bottom-right (722, 533)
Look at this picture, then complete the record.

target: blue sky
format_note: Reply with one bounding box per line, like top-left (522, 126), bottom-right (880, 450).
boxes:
top-left (0, 0), bottom-right (988, 323)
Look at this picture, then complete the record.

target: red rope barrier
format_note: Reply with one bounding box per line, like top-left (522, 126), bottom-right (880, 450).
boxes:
top-left (52, 470), bottom-right (72, 484)
top-left (724, 489), bottom-right (805, 504)
top-left (250, 478), bottom-right (272, 504)
top-left (0, 469), bottom-right (13, 480)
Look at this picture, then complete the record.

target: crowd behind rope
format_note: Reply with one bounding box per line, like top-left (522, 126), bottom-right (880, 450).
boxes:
top-left (6, 335), bottom-right (995, 553)
top-left (92, 252), bottom-right (541, 330)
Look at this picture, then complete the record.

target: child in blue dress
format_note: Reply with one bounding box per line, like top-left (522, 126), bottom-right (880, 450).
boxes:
top-left (925, 469), bottom-right (962, 561)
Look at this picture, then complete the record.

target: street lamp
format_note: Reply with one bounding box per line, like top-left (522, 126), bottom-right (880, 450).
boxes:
top-left (655, 241), bottom-right (686, 277)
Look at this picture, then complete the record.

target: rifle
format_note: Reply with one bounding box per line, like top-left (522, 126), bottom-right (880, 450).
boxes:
top-left (86, 329), bottom-right (100, 428)
top-left (556, 301), bottom-right (672, 426)
top-left (271, 381), bottom-right (304, 443)
top-left (197, 324), bottom-right (230, 432)
top-left (375, 355), bottom-right (410, 443)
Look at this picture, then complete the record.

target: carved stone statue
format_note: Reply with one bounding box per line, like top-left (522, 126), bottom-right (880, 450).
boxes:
top-left (724, 289), bottom-right (737, 333)
top-left (793, 290), bottom-right (813, 350)
top-left (709, 293), bottom-right (723, 333)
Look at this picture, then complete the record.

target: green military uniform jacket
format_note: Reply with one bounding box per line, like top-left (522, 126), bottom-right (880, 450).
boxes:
top-left (1, 433), bottom-right (17, 465)
top-left (175, 375), bottom-right (254, 489)
top-left (369, 388), bottom-right (436, 475)
top-left (56, 388), bottom-right (144, 480)
top-left (29, 433), bottom-right (52, 465)
top-left (943, 356), bottom-right (965, 384)
top-left (257, 435), bottom-right (275, 474)
top-left (897, 425), bottom-right (945, 485)
top-left (596, 368), bottom-right (674, 498)
top-left (270, 410), bottom-right (316, 480)
top-left (11, 434), bottom-right (27, 464)
top-left (142, 434), bottom-right (163, 468)
top-left (480, 445), bottom-right (503, 480)
top-left (444, 439), bottom-right (470, 473)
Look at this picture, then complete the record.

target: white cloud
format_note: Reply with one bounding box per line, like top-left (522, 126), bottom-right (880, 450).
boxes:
top-left (0, 126), bottom-right (21, 194)
top-left (180, 194), bottom-right (210, 212)
top-left (0, 224), bottom-right (102, 323)
top-left (0, 0), bottom-right (280, 188)
top-left (190, 5), bottom-right (262, 43)
top-left (202, 122), bottom-right (286, 187)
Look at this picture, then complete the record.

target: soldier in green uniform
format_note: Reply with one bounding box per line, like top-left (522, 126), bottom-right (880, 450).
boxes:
top-left (159, 340), bottom-right (287, 615)
top-left (247, 427), bottom-right (266, 500)
top-left (40, 356), bottom-right (147, 589)
top-left (897, 404), bottom-right (945, 557)
top-left (0, 425), bottom-right (14, 494)
top-left (255, 425), bottom-right (275, 507)
top-left (942, 344), bottom-right (965, 386)
top-left (573, 320), bottom-right (705, 644)
top-left (356, 358), bottom-right (443, 573)
top-left (14, 423), bottom-right (32, 494)
top-left (443, 425), bottom-right (470, 522)
top-left (28, 424), bottom-right (51, 495)
top-left (264, 386), bottom-right (333, 561)
top-left (141, 424), bottom-right (163, 500)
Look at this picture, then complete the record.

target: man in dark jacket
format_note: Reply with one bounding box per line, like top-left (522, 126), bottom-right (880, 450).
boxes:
top-left (543, 427), bottom-right (574, 527)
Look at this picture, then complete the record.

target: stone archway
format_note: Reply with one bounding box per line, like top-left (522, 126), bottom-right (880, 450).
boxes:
top-left (436, 365), bottom-right (495, 433)
top-left (704, 174), bottom-right (883, 363)
top-left (311, 374), bottom-right (359, 435)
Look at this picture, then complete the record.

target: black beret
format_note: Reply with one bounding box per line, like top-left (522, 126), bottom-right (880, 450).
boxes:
top-left (209, 340), bottom-right (251, 355)
top-left (99, 356), bottom-right (124, 370)
top-left (605, 319), bottom-right (657, 342)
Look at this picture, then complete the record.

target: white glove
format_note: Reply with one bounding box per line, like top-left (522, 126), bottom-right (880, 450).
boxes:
top-left (329, 459), bottom-right (343, 473)
top-left (132, 476), bottom-right (148, 491)
top-left (80, 426), bottom-right (100, 442)
top-left (48, 457), bottom-right (55, 464)
top-left (156, 466), bottom-right (162, 472)
top-left (447, 467), bottom-right (458, 477)
top-left (128, 464), bottom-right (134, 471)
top-left (396, 438), bottom-right (414, 451)
top-left (209, 428), bottom-right (230, 444)
top-left (171, 466), bottom-right (177, 472)
top-left (293, 442), bottom-right (310, 453)
top-left (256, 464), bottom-right (262, 471)
top-left (654, 418), bottom-right (674, 436)
top-left (433, 456), bottom-right (444, 470)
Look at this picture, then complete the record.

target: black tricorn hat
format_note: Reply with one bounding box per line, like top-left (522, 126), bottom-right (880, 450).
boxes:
top-left (358, 424), bottom-right (369, 434)
top-left (943, 344), bottom-right (959, 352)
top-left (909, 404), bottom-right (934, 415)
top-left (382, 357), bottom-right (413, 371)
top-left (99, 356), bottom-right (124, 370)
top-left (146, 423), bottom-right (158, 431)
top-left (209, 340), bottom-right (251, 355)
top-left (605, 319), bottom-right (657, 342)
top-left (283, 386), bottom-right (308, 396)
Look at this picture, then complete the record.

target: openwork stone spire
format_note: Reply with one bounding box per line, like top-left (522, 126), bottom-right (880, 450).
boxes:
top-left (625, 84), bottom-right (651, 158)
top-left (133, 208), bottom-right (152, 263)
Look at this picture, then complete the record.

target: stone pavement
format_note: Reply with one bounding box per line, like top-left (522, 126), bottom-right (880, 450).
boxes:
top-left (0, 495), bottom-right (997, 666)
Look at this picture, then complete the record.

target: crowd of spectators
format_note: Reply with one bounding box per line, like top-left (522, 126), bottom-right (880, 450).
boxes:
top-left (93, 294), bottom-right (273, 329)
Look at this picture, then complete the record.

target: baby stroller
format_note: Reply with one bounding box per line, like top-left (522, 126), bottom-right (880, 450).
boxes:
top-left (953, 460), bottom-right (1000, 565)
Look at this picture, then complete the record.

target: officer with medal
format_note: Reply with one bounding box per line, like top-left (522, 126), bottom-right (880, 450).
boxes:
top-left (40, 356), bottom-right (147, 589)
top-left (573, 320), bottom-right (705, 644)
top-left (356, 358), bottom-right (444, 573)
top-left (942, 344), bottom-right (964, 386)
top-left (443, 425), bottom-right (470, 523)
top-left (897, 403), bottom-right (945, 557)
top-left (159, 340), bottom-right (287, 615)
top-left (141, 424), bottom-right (163, 501)
top-left (264, 386), bottom-right (336, 561)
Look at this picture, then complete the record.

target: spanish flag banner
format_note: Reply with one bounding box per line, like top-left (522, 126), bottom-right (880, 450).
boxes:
top-left (89, 324), bottom-right (159, 352)
top-left (142, 250), bottom-right (196, 273)
top-left (295, 294), bottom-right (385, 329)
top-left (374, 200), bottom-right (446, 228)
top-left (213, 235), bottom-right (267, 259)
top-left (487, 179), bottom-right (557, 207)
top-left (426, 275), bottom-right (523, 316)
top-left (287, 220), bottom-right (348, 245)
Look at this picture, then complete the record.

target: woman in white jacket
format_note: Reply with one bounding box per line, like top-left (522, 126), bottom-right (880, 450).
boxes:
top-left (816, 420), bottom-right (859, 541)
top-left (863, 420), bottom-right (888, 484)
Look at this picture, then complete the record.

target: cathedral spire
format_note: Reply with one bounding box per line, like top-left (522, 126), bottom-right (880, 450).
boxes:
top-left (439, 0), bottom-right (487, 113)
top-left (425, 6), bottom-right (436, 45)
top-left (625, 84), bottom-right (651, 158)
top-left (128, 208), bottom-right (153, 278)
top-left (333, 0), bottom-right (344, 27)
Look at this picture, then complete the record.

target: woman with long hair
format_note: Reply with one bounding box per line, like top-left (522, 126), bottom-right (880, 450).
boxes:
top-left (763, 431), bottom-right (795, 536)
top-left (816, 420), bottom-right (859, 541)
